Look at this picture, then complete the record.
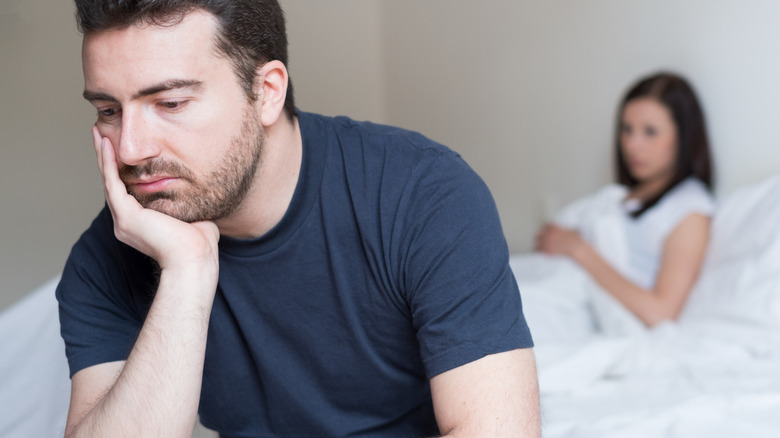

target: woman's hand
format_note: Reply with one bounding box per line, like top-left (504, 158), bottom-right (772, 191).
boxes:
top-left (534, 224), bottom-right (585, 258)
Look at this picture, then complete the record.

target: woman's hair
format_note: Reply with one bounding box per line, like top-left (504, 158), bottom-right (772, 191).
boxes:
top-left (74, 0), bottom-right (296, 120)
top-left (614, 72), bottom-right (713, 217)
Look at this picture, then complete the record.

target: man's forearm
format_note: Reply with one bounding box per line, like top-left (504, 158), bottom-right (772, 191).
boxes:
top-left (66, 266), bottom-right (217, 438)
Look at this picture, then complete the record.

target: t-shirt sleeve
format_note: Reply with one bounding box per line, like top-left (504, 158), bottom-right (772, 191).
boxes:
top-left (56, 207), bottom-right (150, 377)
top-left (676, 178), bottom-right (716, 218)
top-left (397, 152), bottom-right (534, 378)
top-left (658, 178), bottom-right (716, 238)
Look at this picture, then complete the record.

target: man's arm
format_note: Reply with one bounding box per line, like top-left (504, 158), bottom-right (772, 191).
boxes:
top-left (64, 128), bottom-right (220, 438)
top-left (430, 348), bottom-right (541, 437)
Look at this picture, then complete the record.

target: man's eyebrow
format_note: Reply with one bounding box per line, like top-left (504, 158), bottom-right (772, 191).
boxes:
top-left (82, 79), bottom-right (204, 103)
top-left (132, 79), bottom-right (203, 99)
top-left (82, 90), bottom-right (118, 103)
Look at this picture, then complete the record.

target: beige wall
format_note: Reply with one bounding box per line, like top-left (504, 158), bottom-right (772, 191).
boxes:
top-left (1, 0), bottom-right (102, 310)
top-left (4, 1), bottom-right (780, 310)
top-left (284, 0), bottom-right (386, 122)
top-left (378, 0), bottom-right (780, 253)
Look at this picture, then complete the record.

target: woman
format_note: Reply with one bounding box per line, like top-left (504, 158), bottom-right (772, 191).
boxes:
top-left (536, 72), bottom-right (714, 327)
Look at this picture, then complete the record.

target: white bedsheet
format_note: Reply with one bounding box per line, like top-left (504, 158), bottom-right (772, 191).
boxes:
top-left (0, 275), bottom-right (69, 438)
top-left (515, 175), bottom-right (780, 437)
top-left (533, 317), bottom-right (780, 437)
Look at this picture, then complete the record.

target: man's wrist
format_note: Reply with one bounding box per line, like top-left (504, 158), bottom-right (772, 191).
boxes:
top-left (157, 261), bottom-right (219, 302)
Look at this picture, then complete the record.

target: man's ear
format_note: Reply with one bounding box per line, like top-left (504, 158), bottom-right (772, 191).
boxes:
top-left (254, 60), bottom-right (289, 127)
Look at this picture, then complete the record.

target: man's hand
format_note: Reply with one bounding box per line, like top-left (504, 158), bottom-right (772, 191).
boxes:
top-left (92, 126), bottom-right (220, 274)
top-left (66, 128), bottom-right (222, 438)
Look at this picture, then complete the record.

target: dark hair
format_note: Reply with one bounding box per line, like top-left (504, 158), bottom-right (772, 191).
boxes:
top-left (615, 72), bottom-right (713, 217)
top-left (75, 0), bottom-right (296, 120)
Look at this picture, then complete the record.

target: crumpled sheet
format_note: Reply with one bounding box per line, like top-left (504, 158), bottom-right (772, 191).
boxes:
top-left (533, 317), bottom-right (780, 438)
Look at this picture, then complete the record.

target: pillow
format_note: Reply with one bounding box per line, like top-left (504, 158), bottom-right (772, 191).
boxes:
top-left (680, 175), bottom-right (780, 325)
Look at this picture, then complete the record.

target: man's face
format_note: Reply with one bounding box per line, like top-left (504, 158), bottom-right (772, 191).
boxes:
top-left (82, 11), bottom-right (263, 223)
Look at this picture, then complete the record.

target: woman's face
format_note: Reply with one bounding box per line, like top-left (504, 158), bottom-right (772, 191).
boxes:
top-left (619, 98), bottom-right (678, 185)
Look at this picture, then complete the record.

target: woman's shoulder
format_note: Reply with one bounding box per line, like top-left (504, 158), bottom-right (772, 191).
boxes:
top-left (662, 177), bottom-right (716, 217)
top-left (635, 178), bottom-right (714, 246)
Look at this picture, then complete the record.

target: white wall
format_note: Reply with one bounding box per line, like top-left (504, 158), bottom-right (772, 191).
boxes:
top-left (4, 1), bottom-right (780, 310)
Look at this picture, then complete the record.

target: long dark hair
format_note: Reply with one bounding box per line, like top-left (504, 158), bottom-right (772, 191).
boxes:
top-left (74, 0), bottom-right (296, 120)
top-left (615, 72), bottom-right (713, 217)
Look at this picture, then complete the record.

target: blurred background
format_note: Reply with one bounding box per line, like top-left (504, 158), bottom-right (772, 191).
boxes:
top-left (3, 0), bottom-right (780, 311)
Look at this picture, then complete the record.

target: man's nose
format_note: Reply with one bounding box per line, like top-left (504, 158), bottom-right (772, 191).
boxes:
top-left (116, 108), bottom-right (161, 166)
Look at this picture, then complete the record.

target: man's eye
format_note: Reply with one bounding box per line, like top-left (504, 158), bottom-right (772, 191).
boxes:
top-left (98, 108), bottom-right (119, 119)
top-left (160, 100), bottom-right (187, 111)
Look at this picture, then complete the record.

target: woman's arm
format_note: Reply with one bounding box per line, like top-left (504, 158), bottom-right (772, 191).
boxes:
top-left (536, 213), bottom-right (711, 326)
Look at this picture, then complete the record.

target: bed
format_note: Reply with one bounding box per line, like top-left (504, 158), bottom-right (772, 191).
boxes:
top-left (2, 176), bottom-right (779, 437)
top-left (0, 275), bottom-right (70, 437)
top-left (515, 174), bottom-right (780, 437)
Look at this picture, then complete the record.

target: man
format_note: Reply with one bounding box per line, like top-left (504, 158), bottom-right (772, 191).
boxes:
top-left (57, 0), bottom-right (540, 436)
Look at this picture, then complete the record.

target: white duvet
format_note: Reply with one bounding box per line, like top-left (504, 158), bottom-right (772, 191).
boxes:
top-left (514, 175), bottom-right (780, 437)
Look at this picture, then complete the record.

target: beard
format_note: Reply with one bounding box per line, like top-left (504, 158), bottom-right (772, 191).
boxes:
top-left (119, 107), bottom-right (264, 223)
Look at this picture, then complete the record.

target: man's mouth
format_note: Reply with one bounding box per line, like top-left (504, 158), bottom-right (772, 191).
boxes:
top-left (127, 176), bottom-right (180, 194)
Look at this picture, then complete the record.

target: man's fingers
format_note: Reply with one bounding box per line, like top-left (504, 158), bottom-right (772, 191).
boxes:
top-left (98, 136), bottom-right (126, 199)
top-left (92, 126), bottom-right (123, 193)
top-left (99, 136), bottom-right (121, 193)
top-left (92, 129), bottom-right (141, 224)
top-left (92, 126), bottom-right (105, 176)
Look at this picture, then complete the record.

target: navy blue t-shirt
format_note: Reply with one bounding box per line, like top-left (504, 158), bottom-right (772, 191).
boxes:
top-left (57, 111), bottom-right (533, 437)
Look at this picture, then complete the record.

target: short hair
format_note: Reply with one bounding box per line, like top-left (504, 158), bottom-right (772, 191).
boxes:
top-left (75, 0), bottom-right (296, 120)
top-left (614, 72), bottom-right (713, 217)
